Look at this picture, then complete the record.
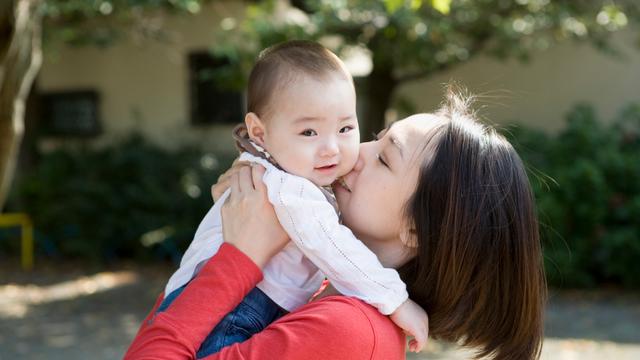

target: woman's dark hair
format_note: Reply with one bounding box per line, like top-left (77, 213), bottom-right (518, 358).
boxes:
top-left (397, 86), bottom-right (546, 359)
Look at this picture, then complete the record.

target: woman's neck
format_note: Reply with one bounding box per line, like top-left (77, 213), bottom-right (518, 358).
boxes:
top-left (360, 236), bottom-right (413, 269)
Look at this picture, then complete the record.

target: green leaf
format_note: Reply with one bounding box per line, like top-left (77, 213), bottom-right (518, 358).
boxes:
top-left (431, 0), bottom-right (451, 15)
top-left (384, 0), bottom-right (405, 14)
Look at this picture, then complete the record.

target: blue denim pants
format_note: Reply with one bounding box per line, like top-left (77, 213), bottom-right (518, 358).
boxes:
top-left (157, 284), bottom-right (287, 358)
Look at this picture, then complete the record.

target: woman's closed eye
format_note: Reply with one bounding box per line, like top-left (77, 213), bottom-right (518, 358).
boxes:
top-left (372, 133), bottom-right (390, 168)
top-left (300, 129), bottom-right (318, 137)
top-left (377, 153), bottom-right (389, 168)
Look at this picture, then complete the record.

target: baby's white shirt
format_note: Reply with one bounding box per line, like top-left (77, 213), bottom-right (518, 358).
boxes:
top-left (164, 152), bottom-right (408, 314)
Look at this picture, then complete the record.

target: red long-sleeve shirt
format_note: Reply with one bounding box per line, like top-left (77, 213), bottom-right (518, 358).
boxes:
top-left (124, 243), bottom-right (405, 359)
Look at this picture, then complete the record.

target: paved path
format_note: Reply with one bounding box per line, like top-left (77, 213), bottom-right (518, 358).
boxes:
top-left (1, 262), bottom-right (639, 359)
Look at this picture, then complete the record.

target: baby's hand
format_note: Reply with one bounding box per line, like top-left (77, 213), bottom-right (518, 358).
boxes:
top-left (389, 298), bottom-right (429, 353)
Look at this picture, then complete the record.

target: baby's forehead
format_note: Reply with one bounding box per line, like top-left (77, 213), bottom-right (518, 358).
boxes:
top-left (263, 73), bottom-right (355, 123)
top-left (271, 70), bottom-right (348, 97)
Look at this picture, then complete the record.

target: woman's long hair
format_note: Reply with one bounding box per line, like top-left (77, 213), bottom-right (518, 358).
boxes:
top-left (398, 86), bottom-right (547, 359)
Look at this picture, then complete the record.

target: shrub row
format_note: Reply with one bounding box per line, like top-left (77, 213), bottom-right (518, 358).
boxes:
top-left (4, 134), bottom-right (234, 263)
top-left (507, 103), bottom-right (640, 288)
top-left (4, 103), bottom-right (639, 288)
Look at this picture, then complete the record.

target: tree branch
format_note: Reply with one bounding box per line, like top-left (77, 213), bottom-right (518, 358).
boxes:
top-left (0, 0), bottom-right (42, 210)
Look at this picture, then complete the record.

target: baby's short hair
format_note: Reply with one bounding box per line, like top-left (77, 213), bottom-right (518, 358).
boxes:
top-left (247, 40), bottom-right (352, 118)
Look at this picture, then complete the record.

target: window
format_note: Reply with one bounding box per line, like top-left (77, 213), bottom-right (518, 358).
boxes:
top-left (41, 90), bottom-right (101, 136)
top-left (189, 52), bottom-right (243, 125)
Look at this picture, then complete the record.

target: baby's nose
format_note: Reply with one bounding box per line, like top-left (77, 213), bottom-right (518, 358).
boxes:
top-left (320, 138), bottom-right (339, 157)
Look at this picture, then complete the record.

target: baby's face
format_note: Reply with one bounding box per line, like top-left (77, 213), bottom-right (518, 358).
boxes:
top-left (261, 74), bottom-right (359, 187)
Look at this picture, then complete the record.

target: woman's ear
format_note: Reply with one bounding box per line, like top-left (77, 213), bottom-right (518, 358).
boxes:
top-left (400, 227), bottom-right (418, 250)
top-left (245, 112), bottom-right (266, 146)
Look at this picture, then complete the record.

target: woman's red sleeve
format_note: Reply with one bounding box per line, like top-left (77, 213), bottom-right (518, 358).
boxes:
top-left (123, 243), bottom-right (263, 359)
top-left (123, 243), bottom-right (398, 360)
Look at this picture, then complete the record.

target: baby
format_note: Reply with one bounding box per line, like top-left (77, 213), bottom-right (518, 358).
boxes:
top-left (159, 41), bottom-right (428, 357)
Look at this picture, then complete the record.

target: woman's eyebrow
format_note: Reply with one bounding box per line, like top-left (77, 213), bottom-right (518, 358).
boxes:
top-left (376, 124), bottom-right (392, 138)
top-left (382, 121), bottom-right (403, 158)
top-left (388, 136), bottom-right (404, 159)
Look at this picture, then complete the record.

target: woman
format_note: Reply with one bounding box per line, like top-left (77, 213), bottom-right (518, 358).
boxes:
top-left (125, 88), bottom-right (546, 359)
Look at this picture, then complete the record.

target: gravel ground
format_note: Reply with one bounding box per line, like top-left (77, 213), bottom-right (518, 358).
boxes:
top-left (1, 261), bottom-right (639, 360)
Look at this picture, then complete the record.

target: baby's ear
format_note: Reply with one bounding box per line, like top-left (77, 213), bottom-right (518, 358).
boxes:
top-left (245, 112), bottom-right (266, 146)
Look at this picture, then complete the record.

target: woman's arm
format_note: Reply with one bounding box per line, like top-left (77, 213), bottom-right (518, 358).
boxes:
top-left (124, 165), bottom-right (403, 359)
top-left (125, 165), bottom-right (287, 359)
top-left (123, 243), bottom-right (263, 359)
top-left (204, 297), bottom-right (397, 360)
top-left (125, 243), bottom-right (397, 360)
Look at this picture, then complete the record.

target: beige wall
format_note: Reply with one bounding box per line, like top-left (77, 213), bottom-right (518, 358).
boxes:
top-left (38, 5), bottom-right (640, 153)
top-left (397, 30), bottom-right (640, 131)
top-left (38, 2), bottom-right (244, 154)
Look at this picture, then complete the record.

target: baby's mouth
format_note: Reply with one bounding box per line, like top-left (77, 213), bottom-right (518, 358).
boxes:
top-left (316, 164), bottom-right (337, 170)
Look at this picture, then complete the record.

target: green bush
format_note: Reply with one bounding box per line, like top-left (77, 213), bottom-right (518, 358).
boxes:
top-left (507, 103), bottom-right (640, 288)
top-left (4, 104), bottom-right (639, 288)
top-left (5, 134), bottom-right (234, 263)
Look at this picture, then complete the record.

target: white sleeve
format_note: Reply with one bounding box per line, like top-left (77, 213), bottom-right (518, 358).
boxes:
top-left (263, 169), bottom-right (408, 315)
top-left (163, 190), bottom-right (228, 296)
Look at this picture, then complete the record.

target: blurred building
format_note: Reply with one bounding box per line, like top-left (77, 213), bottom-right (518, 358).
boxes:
top-left (31, 2), bottom-right (640, 155)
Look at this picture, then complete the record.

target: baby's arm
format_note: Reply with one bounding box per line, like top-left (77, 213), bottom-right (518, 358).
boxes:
top-left (264, 170), bottom-right (429, 350)
top-left (163, 190), bottom-right (229, 296)
top-left (265, 170), bottom-right (407, 313)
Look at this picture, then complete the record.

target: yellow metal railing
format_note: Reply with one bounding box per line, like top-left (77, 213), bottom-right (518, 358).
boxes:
top-left (0, 213), bottom-right (34, 270)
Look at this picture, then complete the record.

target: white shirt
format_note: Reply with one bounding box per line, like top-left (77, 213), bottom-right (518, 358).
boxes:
top-left (164, 152), bottom-right (408, 314)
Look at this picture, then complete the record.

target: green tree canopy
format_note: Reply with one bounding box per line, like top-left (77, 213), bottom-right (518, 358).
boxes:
top-left (210, 0), bottom-right (640, 138)
top-left (2, 0), bottom-right (640, 209)
top-left (42, 0), bottom-right (213, 46)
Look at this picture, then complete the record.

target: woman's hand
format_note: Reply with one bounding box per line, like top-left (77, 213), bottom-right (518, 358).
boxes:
top-left (220, 164), bottom-right (289, 268)
top-left (211, 158), bottom-right (248, 202)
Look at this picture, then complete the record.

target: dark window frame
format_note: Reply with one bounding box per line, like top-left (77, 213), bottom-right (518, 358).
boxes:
top-left (41, 90), bottom-right (102, 137)
top-left (188, 51), bottom-right (244, 126)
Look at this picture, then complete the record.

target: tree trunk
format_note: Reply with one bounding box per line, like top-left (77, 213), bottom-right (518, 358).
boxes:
top-left (357, 66), bottom-right (396, 141)
top-left (0, 0), bottom-right (42, 211)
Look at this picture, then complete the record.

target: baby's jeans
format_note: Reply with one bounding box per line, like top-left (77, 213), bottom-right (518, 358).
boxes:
top-left (156, 284), bottom-right (287, 358)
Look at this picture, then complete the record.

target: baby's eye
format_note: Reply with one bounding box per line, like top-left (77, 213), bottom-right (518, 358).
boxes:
top-left (340, 125), bottom-right (354, 133)
top-left (300, 129), bottom-right (317, 137)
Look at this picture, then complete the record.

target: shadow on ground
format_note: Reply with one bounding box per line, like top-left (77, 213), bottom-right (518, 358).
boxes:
top-left (0, 260), bottom-right (171, 360)
top-left (1, 261), bottom-right (639, 360)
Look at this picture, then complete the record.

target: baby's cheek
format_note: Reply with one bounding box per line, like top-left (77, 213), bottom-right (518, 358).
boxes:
top-left (344, 145), bottom-right (360, 171)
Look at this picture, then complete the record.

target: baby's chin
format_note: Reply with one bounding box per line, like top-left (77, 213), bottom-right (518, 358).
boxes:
top-left (316, 174), bottom-right (350, 188)
top-left (311, 177), bottom-right (336, 188)
top-left (286, 166), bottom-right (351, 188)
top-left (306, 174), bottom-right (341, 188)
